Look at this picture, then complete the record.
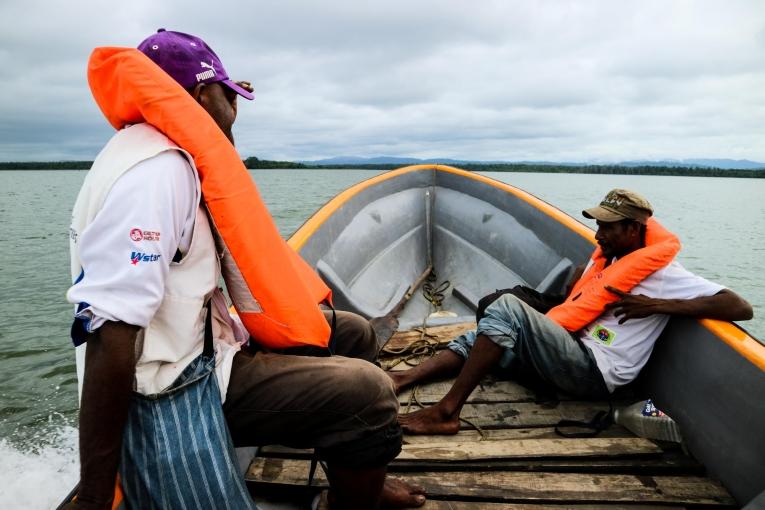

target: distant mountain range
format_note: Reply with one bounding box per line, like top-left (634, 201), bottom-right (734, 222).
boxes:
top-left (300, 156), bottom-right (765, 170)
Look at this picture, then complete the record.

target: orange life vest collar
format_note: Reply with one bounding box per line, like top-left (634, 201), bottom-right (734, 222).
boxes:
top-left (546, 218), bottom-right (680, 332)
top-left (87, 47), bottom-right (332, 349)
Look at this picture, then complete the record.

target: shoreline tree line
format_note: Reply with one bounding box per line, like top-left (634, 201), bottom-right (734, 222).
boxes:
top-left (1, 158), bottom-right (764, 178)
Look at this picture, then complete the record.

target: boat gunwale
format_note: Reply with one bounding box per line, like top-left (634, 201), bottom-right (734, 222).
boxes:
top-left (287, 164), bottom-right (765, 372)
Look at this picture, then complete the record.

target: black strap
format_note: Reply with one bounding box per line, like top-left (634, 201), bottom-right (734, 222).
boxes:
top-left (325, 301), bottom-right (337, 355)
top-left (555, 402), bottom-right (613, 438)
top-left (307, 452), bottom-right (329, 487)
top-left (202, 301), bottom-right (214, 358)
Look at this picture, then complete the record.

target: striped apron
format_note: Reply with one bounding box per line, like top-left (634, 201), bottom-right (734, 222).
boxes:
top-left (119, 307), bottom-right (256, 509)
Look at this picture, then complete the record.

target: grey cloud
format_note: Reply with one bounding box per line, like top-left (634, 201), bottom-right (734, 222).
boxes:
top-left (1, 0), bottom-right (765, 163)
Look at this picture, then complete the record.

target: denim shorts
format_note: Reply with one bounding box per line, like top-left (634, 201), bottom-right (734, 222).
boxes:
top-left (448, 294), bottom-right (609, 398)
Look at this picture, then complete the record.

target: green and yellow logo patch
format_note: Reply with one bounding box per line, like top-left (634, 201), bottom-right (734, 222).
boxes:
top-left (591, 325), bottom-right (616, 346)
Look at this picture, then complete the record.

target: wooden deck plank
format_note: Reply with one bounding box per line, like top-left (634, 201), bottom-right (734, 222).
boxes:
top-left (259, 437), bottom-right (660, 462)
top-left (396, 438), bottom-right (661, 462)
top-left (400, 427), bottom-right (634, 443)
top-left (253, 454), bottom-right (701, 477)
top-left (381, 322), bottom-right (476, 355)
top-left (389, 456), bottom-right (703, 476)
top-left (246, 459), bottom-right (734, 505)
top-left (417, 502), bottom-right (681, 510)
top-left (399, 401), bottom-right (612, 429)
top-left (257, 427), bottom-right (637, 458)
top-left (255, 445), bottom-right (702, 476)
top-left (398, 378), bottom-right (537, 405)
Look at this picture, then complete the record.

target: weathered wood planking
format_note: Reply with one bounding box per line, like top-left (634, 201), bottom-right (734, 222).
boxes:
top-left (416, 502), bottom-right (681, 510)
top-left (400, 427), bottom-right (634, 443)
top-left (398, 401), bottom-right (612, 429)
top-left (255, 445), bottom-right (702, 476)
top-left (247, 322), bottom-right (733, 507)
top-left (398, 378), bottom-right (537, 405)
top-left (246, 459), bottom-right (734, 505)
top-left (396, 438), bottom-right (661, 462)
top-left (257, 427), bottom-right (637, 458)
top-left (260, 437), bottom-right (660, 462)
top-left (390, 455), bottom-right (703, 476)
top-left (381, 322), bottom-right (477, 354)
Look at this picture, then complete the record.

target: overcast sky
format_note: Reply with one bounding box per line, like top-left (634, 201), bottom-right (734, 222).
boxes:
top-left (1, 0), bottom-right (764, 162)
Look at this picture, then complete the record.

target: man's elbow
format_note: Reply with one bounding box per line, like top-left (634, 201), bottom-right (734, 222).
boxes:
top-left (723, 290), bottom-right (754, 321)
top-left (737, 300), bottom-right (754, 321)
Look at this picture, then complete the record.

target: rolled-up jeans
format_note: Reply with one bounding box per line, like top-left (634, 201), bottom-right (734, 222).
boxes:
top-left (448, 294), bottom-right (609, 398)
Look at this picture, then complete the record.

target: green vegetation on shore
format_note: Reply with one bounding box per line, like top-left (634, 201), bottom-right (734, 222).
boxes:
top-left (2, 159), bottom-right (764, 178)
top-left (0, 161), bottom-right (93, 170)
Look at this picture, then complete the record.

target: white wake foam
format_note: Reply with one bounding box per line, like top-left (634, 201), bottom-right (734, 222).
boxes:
top-left (0, 425), bottom-right (79, 509)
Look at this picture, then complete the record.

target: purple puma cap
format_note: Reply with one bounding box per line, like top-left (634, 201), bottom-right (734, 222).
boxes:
top-left (138, 28), bottom-right (254, 100)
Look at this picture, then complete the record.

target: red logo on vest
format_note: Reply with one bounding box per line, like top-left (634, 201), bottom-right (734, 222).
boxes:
top-left (130, 228), bottom-right (143, 241)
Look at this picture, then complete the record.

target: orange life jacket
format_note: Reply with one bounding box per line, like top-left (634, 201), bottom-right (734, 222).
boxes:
top-left (546, 218), bottom-right (680, 332)
top-left (87, 47), bottom-right (331, 349)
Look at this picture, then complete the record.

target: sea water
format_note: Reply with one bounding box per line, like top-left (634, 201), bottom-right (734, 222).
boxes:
top-left (0, 169), bottom-right (763, 508)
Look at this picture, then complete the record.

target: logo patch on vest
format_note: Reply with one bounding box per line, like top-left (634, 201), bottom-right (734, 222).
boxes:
top-left (591, 325), bottom-right (616, 345)
top-left (130, 252), bottom-right (162, 265)
top-left (130, 228), bottom-right (161, 242)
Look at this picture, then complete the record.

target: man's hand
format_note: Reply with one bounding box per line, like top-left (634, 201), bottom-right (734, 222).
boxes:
top-left (605, 286), bottom-right (753, 324)
top-left (605, 286), bottom-right (664, 324)
top-left (235, 80), bottom-right (253, 93)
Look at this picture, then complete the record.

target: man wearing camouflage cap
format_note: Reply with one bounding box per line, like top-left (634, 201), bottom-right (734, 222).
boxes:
top-left (391, 189), bottom-right (753, 435)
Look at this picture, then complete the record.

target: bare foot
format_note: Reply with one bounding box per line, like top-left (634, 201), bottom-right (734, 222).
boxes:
top-left (398, 404), bottom-right (461, 435)
top-left (381, 477), bottom-right (426, 508)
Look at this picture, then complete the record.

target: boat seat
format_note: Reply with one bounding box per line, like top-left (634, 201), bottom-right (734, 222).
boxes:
top-left (535, 257), bottom-right (575, 294)
top-left (451, 257), bottom-right (573, 313)
top-left (452, 285), bottom-right (480, 312)
top-left (316, 259), bottom-right (407, 319)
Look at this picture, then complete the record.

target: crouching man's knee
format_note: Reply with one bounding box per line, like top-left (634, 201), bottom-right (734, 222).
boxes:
top-left (318, 361), bottom-right (402, 467)
top-left (331, 310), bottom-right (379, 361)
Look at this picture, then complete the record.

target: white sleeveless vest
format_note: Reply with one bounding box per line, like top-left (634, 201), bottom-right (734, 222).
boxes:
top-left (69, 123), bottom-right (239, 398)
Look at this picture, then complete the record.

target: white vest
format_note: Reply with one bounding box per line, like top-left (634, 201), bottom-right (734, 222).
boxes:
top-left (70, 124), bottom-right (238, 397)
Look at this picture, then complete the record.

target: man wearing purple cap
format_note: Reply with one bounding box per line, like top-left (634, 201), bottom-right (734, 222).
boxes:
top-left (66, 29), bottom-right (425, 509)
top-left (136, 28), bottom-right (254, 144)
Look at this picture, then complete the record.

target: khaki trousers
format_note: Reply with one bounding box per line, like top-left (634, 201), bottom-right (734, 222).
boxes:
top-left (222, 311), bottom-right (401, 467)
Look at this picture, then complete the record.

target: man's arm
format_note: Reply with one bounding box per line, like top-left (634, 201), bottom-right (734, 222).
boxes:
top-left (72, 321), bottom-right (139, 509)
top-left (605, 286), bottom-right (753, 324)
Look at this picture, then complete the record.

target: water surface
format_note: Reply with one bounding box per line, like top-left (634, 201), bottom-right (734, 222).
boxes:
top-left (0, 169), bottom-right (762, 508)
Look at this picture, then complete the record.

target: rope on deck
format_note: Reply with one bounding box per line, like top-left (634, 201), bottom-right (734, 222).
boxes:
top-left (386, 271), bottom-right (487, 439)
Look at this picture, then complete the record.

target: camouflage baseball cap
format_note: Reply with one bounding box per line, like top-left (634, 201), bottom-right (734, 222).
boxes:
top-left (582, 189), bottom-right (653, 224)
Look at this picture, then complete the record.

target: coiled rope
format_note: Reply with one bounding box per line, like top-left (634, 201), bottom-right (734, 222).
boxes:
top-left (421, 272), bottom-right (450, 310)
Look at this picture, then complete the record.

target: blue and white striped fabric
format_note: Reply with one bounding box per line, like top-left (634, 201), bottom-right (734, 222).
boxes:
top-left (120, 352), bottom-right (256, 509)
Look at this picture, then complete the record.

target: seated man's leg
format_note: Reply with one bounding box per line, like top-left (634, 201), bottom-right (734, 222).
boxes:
top-left (392, 284), bottom-right (567, 397)
top-left (223, 350), bottom-right (425, 508)
top-left (399, 294), bottom-right (590, 435)
top-left (398, 334), bottom-right (503, 435)
top-left (387, 331), bottom-right (473, 394)
top-left (280, 310), bottom-right (377, 361)
top-left (325, 309), bottom-right (378, 362)
top-left (485, 296), bottom-right (609, 399)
